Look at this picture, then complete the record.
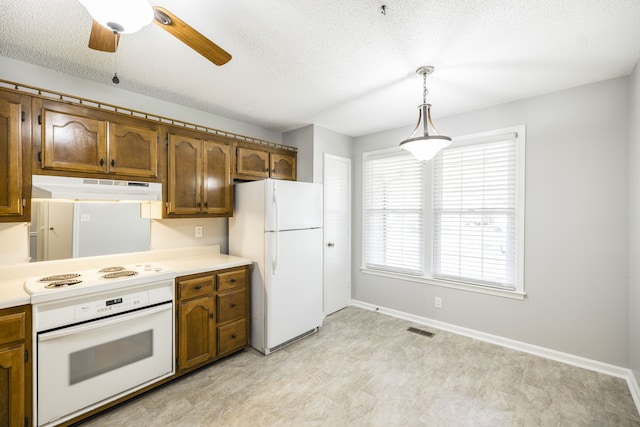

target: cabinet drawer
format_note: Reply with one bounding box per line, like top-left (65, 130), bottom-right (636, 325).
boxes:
top-left (217, 288), bottom-right (246, 324)
top-left (218, 319), bottom-right (247, 356)
top-left (178, 276), bottom-right (214, 300)
top-left (217, 269), bottom-right (246, 291)
top-left (0, 312), bottom-right (26, 346)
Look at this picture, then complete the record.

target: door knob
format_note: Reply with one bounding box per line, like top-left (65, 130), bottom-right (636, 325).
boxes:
top-left (327, 242), bottom-right (335, 247)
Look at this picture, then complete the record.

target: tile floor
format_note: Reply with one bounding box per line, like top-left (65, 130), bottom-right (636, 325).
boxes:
top-left (80, 307), bottom-right (640, 426)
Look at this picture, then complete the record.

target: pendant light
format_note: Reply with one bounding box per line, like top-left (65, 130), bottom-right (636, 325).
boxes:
top-left (78, 0), bottom-right (154, 34)
top-left (399, 66), bottom-right (451, 161)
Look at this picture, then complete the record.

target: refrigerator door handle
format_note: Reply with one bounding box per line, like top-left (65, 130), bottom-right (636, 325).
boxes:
top-left (273, 185), bottom-right (279, 274)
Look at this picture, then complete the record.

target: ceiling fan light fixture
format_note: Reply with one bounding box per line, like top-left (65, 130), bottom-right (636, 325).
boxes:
top-left (399, 66), bottom-right (452, 162)
top-left (79, 0), bottom-right (154, 34)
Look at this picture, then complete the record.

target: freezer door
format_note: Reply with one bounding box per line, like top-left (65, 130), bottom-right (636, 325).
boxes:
top-left (265, 180), bottom-right (322, 231)
top-left (265, 228), bottom-right (323, 349)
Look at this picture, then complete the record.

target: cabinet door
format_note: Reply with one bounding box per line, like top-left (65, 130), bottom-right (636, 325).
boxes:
top-left (202, 140), bottom-right (232, 215)
top-left (108, 122), bottom-right (158, 178)
top-left (0, 344), bottom-right (25, 427)
top-left (235, 146), bottom-right (270, 179)
top-left (168, 134), bottom-right (202, 215)
top-left (270, 151), bottom-right (297, 181)
top-left (41, 109), bottom-right (107, 173)
top-left (178, 296), bottom-right (216, 370)
top-left (0, 98), bottom-right (23, 216)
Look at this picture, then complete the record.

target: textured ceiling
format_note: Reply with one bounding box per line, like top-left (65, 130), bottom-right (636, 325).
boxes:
top-left (1, 0), bottom-right (639, 138)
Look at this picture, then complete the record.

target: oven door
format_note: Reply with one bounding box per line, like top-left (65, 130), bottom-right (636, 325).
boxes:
top-left (36, 303), bottom-right (174, 426)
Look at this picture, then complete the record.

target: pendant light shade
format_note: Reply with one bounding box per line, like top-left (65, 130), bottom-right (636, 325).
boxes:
top-left (399, 66), bottom-right (451, 162)
top-left (79, 0), bottom-right (154, 34)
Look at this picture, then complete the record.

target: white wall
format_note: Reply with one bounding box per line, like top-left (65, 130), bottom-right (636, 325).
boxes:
top-left (282, 125), bottom-right (314, 182)
top-left (629, 60), bottom-right (640, 380)
top-left (352, 77), bottom-right (630, 366)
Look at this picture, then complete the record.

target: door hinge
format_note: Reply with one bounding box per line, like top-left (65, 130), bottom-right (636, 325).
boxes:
top-left (37, 114), bottom-right (41, 125)
top-left (165, 133), bottom-right (169, 146)
top-left (21, 111), bottom-right (25, 122)
top-left (24, 349), bottom-right (28, 363)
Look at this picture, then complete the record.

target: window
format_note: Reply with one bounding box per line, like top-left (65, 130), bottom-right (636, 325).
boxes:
top-left (362, 126), bottom-right (525, 295)
top-left (363, 150), bottom-right (425, 275)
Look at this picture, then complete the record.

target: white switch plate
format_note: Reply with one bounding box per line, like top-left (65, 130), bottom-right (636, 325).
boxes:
top-left (195, 225), bottom-right (203, 238)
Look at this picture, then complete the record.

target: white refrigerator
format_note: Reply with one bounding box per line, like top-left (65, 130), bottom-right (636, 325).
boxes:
top-left (229, 179), bottom-right (323, 354)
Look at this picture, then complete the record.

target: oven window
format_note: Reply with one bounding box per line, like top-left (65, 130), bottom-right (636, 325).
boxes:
top-left (69, 330), bottom-right (153, 385)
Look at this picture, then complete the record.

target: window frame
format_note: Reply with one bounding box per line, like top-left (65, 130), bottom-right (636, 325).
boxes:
top-left (361, 125), bottom-right (526, 300)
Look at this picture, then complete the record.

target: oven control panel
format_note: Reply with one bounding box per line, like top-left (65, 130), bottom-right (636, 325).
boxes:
top-left (75, 292), bottom-right (149, 320)
top-left (34, 281), bottom-right (174, 331)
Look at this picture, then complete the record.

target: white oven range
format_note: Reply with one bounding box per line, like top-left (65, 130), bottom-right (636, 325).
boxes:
top-left (24, 262), bottom-right (176, 427)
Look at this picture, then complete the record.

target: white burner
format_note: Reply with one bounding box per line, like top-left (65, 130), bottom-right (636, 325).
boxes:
top-left (25, 262), bottom-right (176, 304)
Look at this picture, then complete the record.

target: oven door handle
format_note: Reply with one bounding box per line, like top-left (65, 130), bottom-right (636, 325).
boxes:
top-left (38, 303), bottom-right (172, 341)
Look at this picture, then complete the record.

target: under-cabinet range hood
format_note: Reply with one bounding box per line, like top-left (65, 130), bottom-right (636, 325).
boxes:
top-left (32, 175), bottom-right (162, 201)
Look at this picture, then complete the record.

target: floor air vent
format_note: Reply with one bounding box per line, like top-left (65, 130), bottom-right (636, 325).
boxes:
top-left (407, 327), bottom-right (435, 338)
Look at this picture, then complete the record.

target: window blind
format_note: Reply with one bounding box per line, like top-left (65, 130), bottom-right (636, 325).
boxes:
top-left (364, 152), bottom-right (424, 274)
top-left (432, 134), bottom-right (518, 289)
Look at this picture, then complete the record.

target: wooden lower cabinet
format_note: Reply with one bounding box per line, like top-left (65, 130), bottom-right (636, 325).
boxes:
top-left (176, 266), bottom-right (249, 374)
top-left (0, 305), bottom-right (31, 427)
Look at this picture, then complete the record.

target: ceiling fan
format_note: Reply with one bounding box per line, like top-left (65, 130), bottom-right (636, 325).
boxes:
top-left (80, 0), bottom-right (232, 66)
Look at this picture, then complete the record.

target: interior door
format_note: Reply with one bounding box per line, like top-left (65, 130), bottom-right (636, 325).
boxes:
top-left (323, 154), bottom-right (351, 315)
top-left (41, 201), bottom-right (73, 261)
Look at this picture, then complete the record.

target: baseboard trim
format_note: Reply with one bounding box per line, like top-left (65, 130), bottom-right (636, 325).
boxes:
top-left (350, 299), bottom-right (640, 412)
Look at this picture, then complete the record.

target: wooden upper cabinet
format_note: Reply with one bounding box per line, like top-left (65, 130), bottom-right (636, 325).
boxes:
top-left (41, 109), bottom-right (107, 173)
top-left (0, 90), bottom-right (30, 221)
top-left (167, 132), bottom-right (232, 217)
top-left (167, 134), bottom-right (202, 215)
top-left (39, 103), bottom-right (158, 178)
top-left (203, 140), bottom-right (232, 215)
top-left (234, 143), bottom-right (297, 181)
top-left (108, 122), bottom-right (158, 177)
top-left (235, 146), bottom-right (270, 179)
top-left (271, 151), bottom-right (297, 181)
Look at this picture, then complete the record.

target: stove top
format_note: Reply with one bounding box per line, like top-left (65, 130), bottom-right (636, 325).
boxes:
top-left (25, 262), bottom-right (176, 304)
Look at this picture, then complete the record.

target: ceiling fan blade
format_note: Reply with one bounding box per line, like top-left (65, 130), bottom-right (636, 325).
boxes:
top-left (88, 20), bottom-right (120, 52)
top-left (152, 6), bottom-right (232, 66)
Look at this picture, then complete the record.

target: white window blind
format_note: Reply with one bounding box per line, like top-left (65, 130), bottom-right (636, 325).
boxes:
top-left (364, 152), bottom-right (424, 274)
top-left (432, 133), bottom-right (519, 289)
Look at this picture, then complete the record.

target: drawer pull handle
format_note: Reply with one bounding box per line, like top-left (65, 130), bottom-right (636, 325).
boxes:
top-left (194, 285), bottom-right (202, 290)
top-left (230, 303), bottom-right (237, 308)
top-left (231, 334), bottom-right (237, 339)
top-left (229, 279), bottom-right (237, 283)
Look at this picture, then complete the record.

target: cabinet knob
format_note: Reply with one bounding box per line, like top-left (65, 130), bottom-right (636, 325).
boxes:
top-left (231, 334), bottom-right (237, 339)
top-left (327, 242), bottom-right (335, 247)
top-left (99, 158), bottom-right (104, 166)
top-left (230, 303), bottom-right (237, 308)
top-left (197, 202), bottom-right (202, 208)
top-left (209, 313), bottom-right (214, 319)
top-left (111, 159), bottom-right (116, 167)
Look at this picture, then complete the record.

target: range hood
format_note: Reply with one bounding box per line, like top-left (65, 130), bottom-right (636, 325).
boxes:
top-left (32, 175), bottom-right (162, 201)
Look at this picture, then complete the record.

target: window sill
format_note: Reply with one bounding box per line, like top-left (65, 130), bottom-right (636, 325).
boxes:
top-left (360, 268), bottom-right (526, 300)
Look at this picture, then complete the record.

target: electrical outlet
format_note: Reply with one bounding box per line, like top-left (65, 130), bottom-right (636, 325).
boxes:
top-left (435, 297), bottom-right (442, 309)
top-left (195, 225), bottom-right (203, 238)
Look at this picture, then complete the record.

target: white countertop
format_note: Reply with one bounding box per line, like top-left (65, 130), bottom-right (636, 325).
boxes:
top-left (0, 245), bottom-right (251, 309)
